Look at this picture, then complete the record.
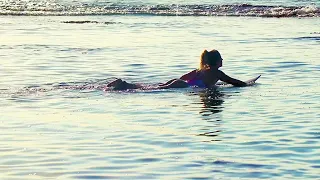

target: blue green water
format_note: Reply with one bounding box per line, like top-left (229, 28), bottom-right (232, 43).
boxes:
top-left (0, 1), bottom-right (320, 179)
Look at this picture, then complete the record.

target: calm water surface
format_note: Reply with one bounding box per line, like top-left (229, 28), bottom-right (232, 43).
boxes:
top-left (0, 14), bottom-right (319, 179)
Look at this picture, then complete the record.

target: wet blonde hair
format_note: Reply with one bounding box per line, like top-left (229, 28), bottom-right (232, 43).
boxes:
top-left (199, 49), bottom-right (222, 70)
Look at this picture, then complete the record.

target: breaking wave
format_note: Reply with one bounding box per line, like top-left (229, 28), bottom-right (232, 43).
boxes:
top-left (0, 2), bottom-right (319, 17)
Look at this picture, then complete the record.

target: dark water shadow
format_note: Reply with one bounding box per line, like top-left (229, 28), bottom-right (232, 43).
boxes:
top-left (294, 36), bottom-right (320, 42)
top-left (197, 88), bottom-right (225, 116)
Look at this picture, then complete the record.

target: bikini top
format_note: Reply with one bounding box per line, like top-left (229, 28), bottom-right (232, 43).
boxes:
top-left (186, 70), bottom-right (206, 88)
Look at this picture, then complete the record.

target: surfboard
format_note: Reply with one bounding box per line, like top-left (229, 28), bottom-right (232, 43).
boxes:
top-left (215, 75), bottom-right (261, 87)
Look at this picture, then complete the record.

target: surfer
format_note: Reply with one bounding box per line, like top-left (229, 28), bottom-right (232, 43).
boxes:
top-left (106, 49), bottom-right (248, 90)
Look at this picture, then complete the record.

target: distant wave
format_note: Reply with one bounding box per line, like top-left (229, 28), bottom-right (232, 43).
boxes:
top-left (61, 21), bottom-right (119, 24)
top-left (0, 3), bottom-right (319, 17)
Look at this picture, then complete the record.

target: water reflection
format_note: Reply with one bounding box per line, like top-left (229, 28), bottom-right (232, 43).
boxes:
top-left (189, 88), bottom-right (226, 142)
top-left (198, 89), bottom-right (225, 116)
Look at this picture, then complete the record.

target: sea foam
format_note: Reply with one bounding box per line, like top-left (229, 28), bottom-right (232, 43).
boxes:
top-left (0, 2), bottom-right (319, 17)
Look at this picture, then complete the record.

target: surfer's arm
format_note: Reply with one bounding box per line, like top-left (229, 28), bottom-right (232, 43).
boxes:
top-left (217, 70), bottom-right (247, 87)
top-left (180, 69), bottom-right (197, 81)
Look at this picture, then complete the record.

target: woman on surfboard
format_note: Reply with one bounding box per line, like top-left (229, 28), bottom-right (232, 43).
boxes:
top-left (106, 49), bottom-right (248, 90)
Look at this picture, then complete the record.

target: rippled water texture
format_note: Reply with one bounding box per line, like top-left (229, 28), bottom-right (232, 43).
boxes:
top-left (0, 0), bottom-right (319, 17)
top-left (0, 13), bottom-right (320, 179)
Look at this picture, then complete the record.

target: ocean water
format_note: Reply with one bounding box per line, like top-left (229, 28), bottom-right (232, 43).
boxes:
top-left (1, 0), bottom-right (320, 179)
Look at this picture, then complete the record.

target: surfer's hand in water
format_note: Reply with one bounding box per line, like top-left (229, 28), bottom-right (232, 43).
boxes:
top-left (245, 81), bottom-right (255, 86)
